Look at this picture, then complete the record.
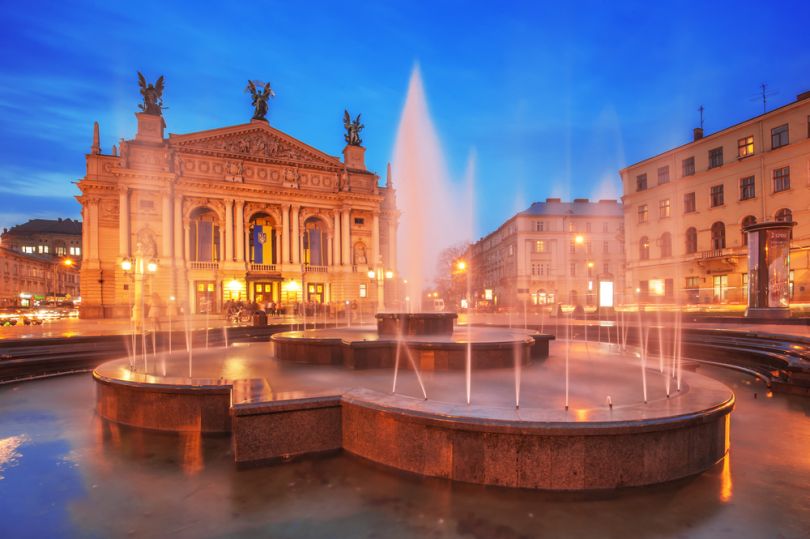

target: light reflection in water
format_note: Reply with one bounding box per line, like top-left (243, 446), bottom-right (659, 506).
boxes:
top-left (0, 434), bottom-right (28, 480)
top-left (720, 454), bottom-right (733, 502)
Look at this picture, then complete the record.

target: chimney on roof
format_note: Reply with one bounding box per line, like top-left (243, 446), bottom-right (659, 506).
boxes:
top-left (693, 127), bottom-right (704, 141)
top-left (573, 198), bottom-right (589, 203)
top-left (598, 199), bottom-right (617, 204)
top-left (386, 162), bottom-right (392, 188)
top-left (545, 197), bottom-right (561, 203)
top-left (91, 121), bottom-right (101, 155)
top-left (797, 90), bottom-right (810, 102)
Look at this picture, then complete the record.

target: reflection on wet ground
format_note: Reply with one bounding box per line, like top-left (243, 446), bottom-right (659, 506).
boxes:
top-left (1, 360), bottom-right (809, 538)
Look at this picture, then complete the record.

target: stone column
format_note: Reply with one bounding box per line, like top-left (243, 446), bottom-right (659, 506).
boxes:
top-left (291, 205), bottom-right (301, 264)
top-left (327, 233), bottom-right (333, 267)
top-left (224, 199), bottom-right (234, 262)
top-left (81, 205), bottom-right (89, 261)
top-left (341, 208), bottom-right (351, 266)
top-left (173, 196), bottom-right (183, 262)
top-left (161, 192), bottom-right (172, 259)
top-left (333, 211), bottom-right (341, 266)
top-left (184, 223), bottom-right (191, 261)
top-left (281, 204), bottom-right (290, 264)
top-left (388, 219), bottom-right (397, 271)
top-left (88, 198), bottom-right (100, 260)
top-left (372, 211), bottom-right (380, 268)
top-left (235, 200), bottom-right (245, 262)
top-left (275, 229), bottom-right (281, 265)
top-left (118, 187), bottom-right (130, 259)
top-left (219, 227), bottom-right (225, 263)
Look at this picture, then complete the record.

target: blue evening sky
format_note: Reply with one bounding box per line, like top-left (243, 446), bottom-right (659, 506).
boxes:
top-left (0, 0), bottom-right (807, 237)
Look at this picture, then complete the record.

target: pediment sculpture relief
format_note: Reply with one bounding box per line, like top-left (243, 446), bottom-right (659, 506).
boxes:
top-left (183, 131), bottom-right (330, 167)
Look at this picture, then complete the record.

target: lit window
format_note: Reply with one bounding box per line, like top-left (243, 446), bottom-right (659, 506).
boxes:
top-left (659, 199), bottom-right (671, 218)
top-left (771, 124), bottom-right (789, 149)
top-left (535, 240), bottom-right (546, 253)
top-left (359, 283), bottom-right (367, 298)
top-left (737, 135), bottom-right (754, 158)
top-left (773, 166), bottom-right (790, 192)
top-left (739, 176), bottom-right (756, 200)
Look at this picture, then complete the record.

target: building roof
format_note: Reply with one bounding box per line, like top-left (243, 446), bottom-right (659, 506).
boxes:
top-left (621, 90), bottom-right (810, 172)
top-left (519, 198), bottom-right (623, 217)
top-left (3, 218), bottom-right (82, 236)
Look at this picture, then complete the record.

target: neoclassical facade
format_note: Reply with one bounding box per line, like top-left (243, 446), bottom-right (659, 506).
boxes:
top-left (77, 98), bottom-right (398, 319)
top-left (469, 198), bottom-right (625, 309)
top-left (621, 91), bottom-right (810, 305)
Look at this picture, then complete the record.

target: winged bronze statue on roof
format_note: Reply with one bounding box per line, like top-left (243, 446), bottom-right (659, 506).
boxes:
top-left (137, 72), bottom-right (164, 115)
top-left (246, 80), bottom-right (275, 121)
top-left (343, 110), bottom-right (364, 146)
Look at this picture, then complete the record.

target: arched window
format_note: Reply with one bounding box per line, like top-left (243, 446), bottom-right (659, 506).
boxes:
top-left (639, 236), bottom-right (650, 260)
top-left (249, 213), bottom-right (276, 264)
top-left (660, 232), bottom-right (672, 258)
top-left (685, 227), bottom-right (698, 254)
top-left (711, 222), bottom-right (726, 250)
top-left (741, 215), bottom-right (757, 246)
top-left (189, 208), bottom-right (220, 262)
top-left (303, 217), bottom-right (328, 266)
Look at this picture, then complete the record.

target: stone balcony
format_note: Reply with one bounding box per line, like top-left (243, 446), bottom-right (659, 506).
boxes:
top-left (189, 261), bottom-right (220, 270)
top-left (249, 263), bottom-right (278, 273)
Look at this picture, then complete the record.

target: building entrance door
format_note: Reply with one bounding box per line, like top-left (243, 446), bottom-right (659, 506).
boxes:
top-left (307, 283), bottom-right (324, 303)
top-left (713, 275), bottom-right (728, 303)
top-left (252, 282), bottom-right (278, 305)
top-left (195, 281), bottom-right (216, 313)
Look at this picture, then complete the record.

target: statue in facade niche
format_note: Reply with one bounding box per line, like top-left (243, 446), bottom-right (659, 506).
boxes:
top-left (343, 110), bottom-right (364, 146)
top-left (246, 80), bottom-right (274, 121)
top-left (137, 72), bottom-right (164, 115)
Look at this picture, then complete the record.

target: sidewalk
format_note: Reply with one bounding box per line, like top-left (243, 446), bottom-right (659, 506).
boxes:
top-left (463, 312), bottom-right (810, 339)
top-left (0, 312), bottom-right (380, 340)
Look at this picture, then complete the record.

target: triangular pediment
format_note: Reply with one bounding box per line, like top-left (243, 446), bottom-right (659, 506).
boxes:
top-left (169, 122), bottom-right (342, 169)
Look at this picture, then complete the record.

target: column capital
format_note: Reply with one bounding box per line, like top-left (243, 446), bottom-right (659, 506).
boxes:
top-left (224, 197), bottom-right (235, 207)
top-left (118, 184), bottom-right (129, 195)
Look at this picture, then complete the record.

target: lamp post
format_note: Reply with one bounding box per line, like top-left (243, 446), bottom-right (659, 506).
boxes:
top-left (367, 268), bottom-right (393, 313)
top-left (121, 258), bottom-right (134, 368)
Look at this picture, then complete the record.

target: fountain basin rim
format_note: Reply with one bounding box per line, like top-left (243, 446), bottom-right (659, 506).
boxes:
top-left (339, 387), bottom-right (735, 435)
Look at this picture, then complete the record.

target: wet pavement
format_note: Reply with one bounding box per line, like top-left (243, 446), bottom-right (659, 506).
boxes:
top-left (1, 353), bottom-right (809, 537)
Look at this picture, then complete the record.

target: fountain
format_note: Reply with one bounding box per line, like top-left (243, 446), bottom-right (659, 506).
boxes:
top-left (89, 67), bottom-right (733, 492)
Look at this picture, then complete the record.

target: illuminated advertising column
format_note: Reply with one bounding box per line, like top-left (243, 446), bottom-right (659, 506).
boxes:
top-left (744, 221), bottom-right (794, 318)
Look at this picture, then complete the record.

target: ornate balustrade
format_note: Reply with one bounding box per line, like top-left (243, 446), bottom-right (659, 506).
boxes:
top-left (189, 261), bottom-right (219, 270)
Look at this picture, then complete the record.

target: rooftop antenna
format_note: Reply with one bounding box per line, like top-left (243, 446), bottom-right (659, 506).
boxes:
top-left (698, 105), bottom-right (704, 130)
top-left (750, 82), bottom-right (778, 114)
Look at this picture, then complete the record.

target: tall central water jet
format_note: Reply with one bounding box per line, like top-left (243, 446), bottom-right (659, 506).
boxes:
top-left (392, 64), bottom-right (472, 309)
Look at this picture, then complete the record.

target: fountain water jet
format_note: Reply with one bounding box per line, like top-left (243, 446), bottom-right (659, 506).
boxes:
top-left (392, 64), bottom-right (472, 310)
